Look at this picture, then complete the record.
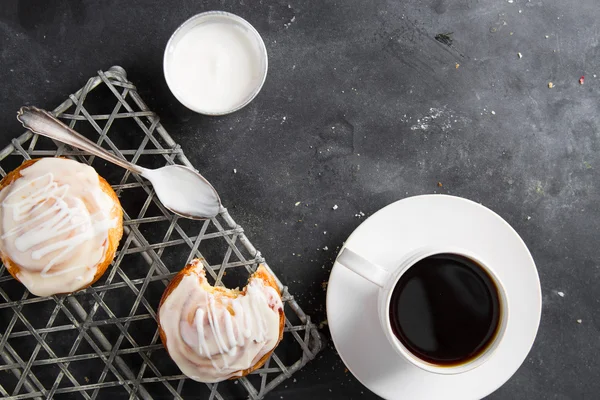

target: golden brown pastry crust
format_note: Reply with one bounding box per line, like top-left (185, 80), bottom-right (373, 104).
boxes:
top-left (158, 261), bottom-right (285, 379)
top-left (0, 158), bottom-right (123, 294)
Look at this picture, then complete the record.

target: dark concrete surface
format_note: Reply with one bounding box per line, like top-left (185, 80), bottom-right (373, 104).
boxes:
top-left (1, 0), bottom-right (599, 399)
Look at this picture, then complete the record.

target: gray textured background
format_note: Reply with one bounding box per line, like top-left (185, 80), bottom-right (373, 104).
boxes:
top-left (1, 0), bottom-right (599, 399)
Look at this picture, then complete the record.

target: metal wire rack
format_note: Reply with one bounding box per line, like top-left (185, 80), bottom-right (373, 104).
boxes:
top-left (0, 66), bottom-right (322, 399)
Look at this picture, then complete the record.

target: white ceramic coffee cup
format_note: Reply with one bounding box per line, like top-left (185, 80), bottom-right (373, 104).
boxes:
top-left (336, 246), bottom-right (509, 375)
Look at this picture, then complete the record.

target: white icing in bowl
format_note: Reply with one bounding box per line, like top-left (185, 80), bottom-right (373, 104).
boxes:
top-left (164, 11), bottom-right (268, 115)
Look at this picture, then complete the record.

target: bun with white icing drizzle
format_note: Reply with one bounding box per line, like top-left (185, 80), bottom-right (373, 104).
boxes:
top-left (158, 259), bottom-right (284, 383)
top-left (0, 158), bottom-right (123, 297)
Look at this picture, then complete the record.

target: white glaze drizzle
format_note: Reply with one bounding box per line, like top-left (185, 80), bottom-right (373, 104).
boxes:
top-left (232, 301), bottom-right (246, 346)
top-left (0, 158), bottom-right (119, 296)
top-left (223, 308), bottom-right (237, 351)
top-left (194, 308), bottom-right (207, 356)
top-left (159, 261), bottom-right (283, 383)
top-left (206, 292), bottom-right (229, 369)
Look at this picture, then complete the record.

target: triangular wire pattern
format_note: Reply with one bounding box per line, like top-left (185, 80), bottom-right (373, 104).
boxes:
top-left (0, 66), bottom-right (322, 400)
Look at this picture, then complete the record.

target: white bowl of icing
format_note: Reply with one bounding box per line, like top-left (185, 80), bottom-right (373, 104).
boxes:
top-left (164, 11), bottom-right (268, 115)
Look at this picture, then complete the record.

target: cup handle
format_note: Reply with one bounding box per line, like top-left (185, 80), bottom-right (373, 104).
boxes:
top-left (336, 248), bottom-right (390, 288)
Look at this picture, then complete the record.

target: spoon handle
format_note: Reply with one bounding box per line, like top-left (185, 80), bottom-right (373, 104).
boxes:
top-left (17, 106), bottom-right (144, 174)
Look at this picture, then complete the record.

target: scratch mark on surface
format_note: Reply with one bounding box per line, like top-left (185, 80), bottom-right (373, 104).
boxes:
top-left (555, 34), bottom-right (563, 71)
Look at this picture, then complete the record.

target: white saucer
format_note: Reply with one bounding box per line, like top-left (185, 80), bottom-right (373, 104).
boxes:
top-left (326, 195), bottom-right (541, 400)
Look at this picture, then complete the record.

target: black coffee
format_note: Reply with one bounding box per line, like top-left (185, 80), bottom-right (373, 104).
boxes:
top-left (389, 253), bottom-right (500, 366)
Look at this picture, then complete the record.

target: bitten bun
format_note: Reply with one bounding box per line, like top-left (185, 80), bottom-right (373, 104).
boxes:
top-left (158, 259), bottom-right (284, 382)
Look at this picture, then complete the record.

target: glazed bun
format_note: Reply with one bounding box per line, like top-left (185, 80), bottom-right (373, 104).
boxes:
top-left (0, 158), bottom-right (123, 297)
top-left (158, 259), bottom-right (284, 383)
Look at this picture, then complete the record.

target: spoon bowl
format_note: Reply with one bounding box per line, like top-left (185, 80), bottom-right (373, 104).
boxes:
top-left (17, 106), bottom-right (222, 220)
top-left (141, 165), bottom-right (221, 219)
